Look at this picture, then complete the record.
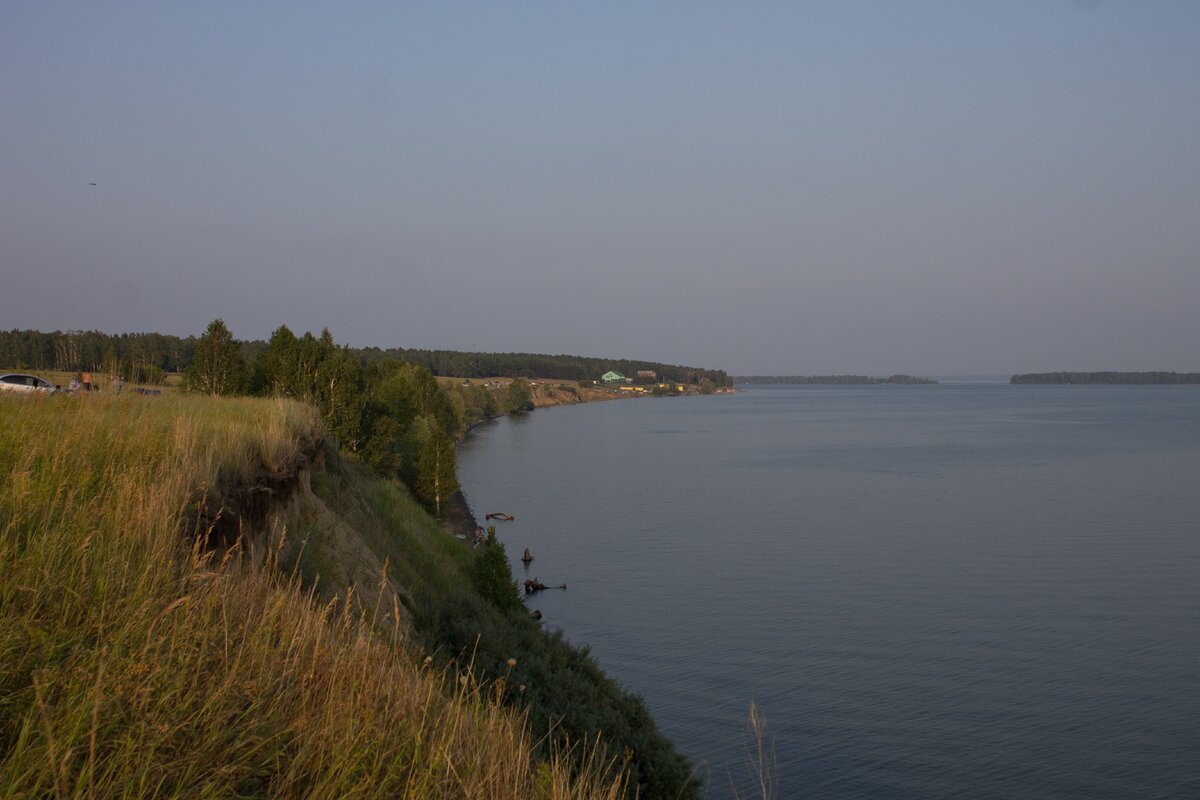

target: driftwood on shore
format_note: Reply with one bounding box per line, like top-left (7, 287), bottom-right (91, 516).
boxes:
top-left (485, 512), bottom-right (515, 521)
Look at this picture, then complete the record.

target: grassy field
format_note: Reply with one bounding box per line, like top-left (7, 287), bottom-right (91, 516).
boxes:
top-left (0, 392), bottom-right (626, 798)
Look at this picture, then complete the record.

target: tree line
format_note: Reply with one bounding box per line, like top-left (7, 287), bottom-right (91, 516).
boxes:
top-left (178, 321), bottom-right (589, 516)
top-left (1010, 371), bottom-right (1200, 385)
top-left (185, 320), bottom-right (510, 516)
top-left (355, 346), bottom-right (732, 388)
top-left (2, 328), bottom-right (732, 389)
top-left (0, 329), bottom-right (195, 385)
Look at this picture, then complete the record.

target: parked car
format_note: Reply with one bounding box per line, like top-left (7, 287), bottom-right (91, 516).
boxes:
top-left (0, 373), bottom-right (59, 394)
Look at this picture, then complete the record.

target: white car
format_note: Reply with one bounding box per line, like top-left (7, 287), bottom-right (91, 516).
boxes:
top-left (0, 373), bottom-right (59, 394)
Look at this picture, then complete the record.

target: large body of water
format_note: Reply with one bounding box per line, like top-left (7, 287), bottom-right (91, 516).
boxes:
top-left (457, 384), bottom-right (1200, 799)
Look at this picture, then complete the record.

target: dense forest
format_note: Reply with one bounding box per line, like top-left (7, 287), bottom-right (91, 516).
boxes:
top-left (0, 329), bottom-right (195, 385)
top-left (733, 374), bottom-right (937, 385)
top-left (1010, 372), bottom-right (1200, 385)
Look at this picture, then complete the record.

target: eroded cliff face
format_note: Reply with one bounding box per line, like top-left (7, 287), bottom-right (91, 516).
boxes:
top-left (184, 435), bottom-right (322, 558)
top-left (530, 383), bottom-right (621, 407)
top-left (184, 437), bottom-right (413, 639)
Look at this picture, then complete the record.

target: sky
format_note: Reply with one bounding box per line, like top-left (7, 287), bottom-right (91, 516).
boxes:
top-left (2, 1), bottom-right (1198, 376)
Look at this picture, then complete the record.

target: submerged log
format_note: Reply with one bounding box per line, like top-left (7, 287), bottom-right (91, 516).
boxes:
top-left (523, 578), bottom-right (567, 595)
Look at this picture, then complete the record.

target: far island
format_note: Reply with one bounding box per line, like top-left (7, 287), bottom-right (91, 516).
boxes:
top-left (1011, 372), bottom-right (1200, 385)
top-left (733, 374), bottom-right (937, 385)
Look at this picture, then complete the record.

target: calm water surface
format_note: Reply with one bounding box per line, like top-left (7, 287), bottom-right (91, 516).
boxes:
top-left (457, 384), bottom-right (1200, 799)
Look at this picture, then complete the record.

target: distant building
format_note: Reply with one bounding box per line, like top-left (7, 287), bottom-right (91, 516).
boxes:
top-left (636, 370), bottom-right (658, 381)
top-left (601, 371), bottom-right (629, 384)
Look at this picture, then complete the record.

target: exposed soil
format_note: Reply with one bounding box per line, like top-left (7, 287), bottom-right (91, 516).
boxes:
top-left (182, 435), bottom-right (413, 635)
top-left (184, 435), bottom-right (325, 557)
top-left (444, 489), bottom-right (480, 541)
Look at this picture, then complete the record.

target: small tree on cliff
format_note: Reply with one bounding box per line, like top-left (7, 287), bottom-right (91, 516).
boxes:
top-left (469, 529), bottom-right (521, 613)
top-left (186, 319), bottom-right (245, 396)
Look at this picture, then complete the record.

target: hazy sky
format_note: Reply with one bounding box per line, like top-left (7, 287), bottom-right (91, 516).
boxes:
top-left (3, 2), bottom-right (1198, 375)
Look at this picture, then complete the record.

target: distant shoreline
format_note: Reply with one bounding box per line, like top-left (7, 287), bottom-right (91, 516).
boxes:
top-left (1010, 371), bottom-right (1200, 385)
top-left (732, 374), bottom-right (937, 385)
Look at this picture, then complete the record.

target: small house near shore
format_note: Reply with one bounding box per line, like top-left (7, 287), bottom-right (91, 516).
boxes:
top-left (601, 371), bottom-right (630, 384)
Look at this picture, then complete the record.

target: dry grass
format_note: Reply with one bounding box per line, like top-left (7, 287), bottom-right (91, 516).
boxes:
top-left (731, 698), bottom-right (777, 800)
top-left (0, 392), bottom-right (627, 798)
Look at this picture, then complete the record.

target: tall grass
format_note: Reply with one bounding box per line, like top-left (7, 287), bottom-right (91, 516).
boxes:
top-left (0, 393), bottom-right (626, 798)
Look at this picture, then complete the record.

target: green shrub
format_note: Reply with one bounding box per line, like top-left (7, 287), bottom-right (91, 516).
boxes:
top-left (471, 533), bottom-right (522, 613)
top-left (414, 562), bottom-right (700, 799)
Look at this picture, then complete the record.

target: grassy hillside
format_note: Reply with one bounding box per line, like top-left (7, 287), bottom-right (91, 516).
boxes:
top-left (303, 456), bottom-right (698, 798)
top-left (289, 422), bottom-right (699, 798)
top-left (0, 392), bottom-right (629, 798)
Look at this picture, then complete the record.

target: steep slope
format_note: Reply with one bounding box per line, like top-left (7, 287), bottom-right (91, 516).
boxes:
top-left (0, 393), bottom-right (627, 798)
